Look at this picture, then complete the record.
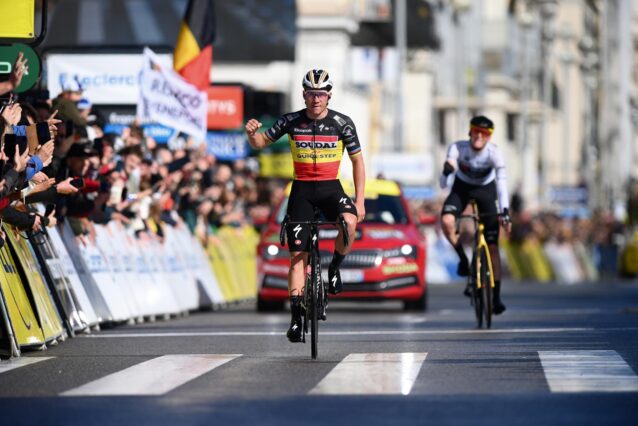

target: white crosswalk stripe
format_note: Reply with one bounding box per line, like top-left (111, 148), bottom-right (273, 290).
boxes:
top-left (539, 350), bottom-right (638, 393)
top-left (0, 357), bottom-right (54, 374)
top-left (61, 354), bottom-right (241, 396)
top-left (309, 353), bottom-right (427, 395)
top-left (6, 350), bottom-right (638, 397)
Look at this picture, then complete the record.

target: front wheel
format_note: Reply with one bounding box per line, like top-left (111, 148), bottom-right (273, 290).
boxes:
top-left (310, 254), bottom-right (320, 360)
top-left (471, 253), bottom-right (483, 328)
top-left (479, 247), bottom-right (493, 329)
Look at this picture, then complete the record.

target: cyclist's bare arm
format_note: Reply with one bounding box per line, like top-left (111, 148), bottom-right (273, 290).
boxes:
top-left (351, 154), bottom-right (366, 223)
top-left (245, 119), bottom-right (269, 149)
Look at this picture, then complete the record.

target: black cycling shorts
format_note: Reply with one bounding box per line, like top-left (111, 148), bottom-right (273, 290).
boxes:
top-left (441, 179), bottom-right (500, 244)
top-left (286, 180), bottom-right (357, 252)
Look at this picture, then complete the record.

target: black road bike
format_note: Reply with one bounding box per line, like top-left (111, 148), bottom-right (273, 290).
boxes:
top-left (280, 209), bottom-right (348, 359)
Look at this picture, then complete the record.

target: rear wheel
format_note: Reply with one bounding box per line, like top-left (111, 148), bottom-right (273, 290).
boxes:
top-left (479, 247), bottom-right (493, 329)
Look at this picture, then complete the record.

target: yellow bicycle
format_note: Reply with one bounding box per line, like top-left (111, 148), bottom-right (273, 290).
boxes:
top-left (458, 200), bottom-right (503, 329)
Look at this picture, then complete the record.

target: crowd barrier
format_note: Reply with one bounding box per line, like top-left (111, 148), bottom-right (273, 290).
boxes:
top-left (0, 214), bottom-right (258, 358)
top-left (424, 228), bottom-right (612, 285)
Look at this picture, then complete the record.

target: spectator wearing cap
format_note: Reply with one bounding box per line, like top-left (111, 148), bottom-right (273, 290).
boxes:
top-left (52, 79), bottom-right (87, 127)
top-left (47, 142), bottom-right (101, 236)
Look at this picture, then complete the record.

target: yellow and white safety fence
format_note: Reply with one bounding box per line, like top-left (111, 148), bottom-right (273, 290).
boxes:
top-left (0, 218), bottom-right (259, 358)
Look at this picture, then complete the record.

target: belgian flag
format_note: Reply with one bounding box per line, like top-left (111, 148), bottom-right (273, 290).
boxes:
top-left (173, 0), bottom-right (216, 90)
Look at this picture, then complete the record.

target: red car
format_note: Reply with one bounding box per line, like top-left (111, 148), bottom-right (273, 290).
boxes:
top-left (256, 179), bottom-right (427, 311)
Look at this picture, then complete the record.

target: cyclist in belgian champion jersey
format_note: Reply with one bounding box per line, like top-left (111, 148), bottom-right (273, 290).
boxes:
top-left (245, 69), bottom-right (366, 342)
top-left (439, 115), bottom-right (511, 314)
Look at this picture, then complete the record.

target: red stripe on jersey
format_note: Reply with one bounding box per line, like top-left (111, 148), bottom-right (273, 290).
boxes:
top-left (293, 135), bottom-right (339, 142)
top-left (294, 160), bottom-right (341, 180)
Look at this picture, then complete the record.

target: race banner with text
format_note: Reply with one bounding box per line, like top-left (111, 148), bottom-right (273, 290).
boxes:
top-left (137, 47), bottom-right (207, 141)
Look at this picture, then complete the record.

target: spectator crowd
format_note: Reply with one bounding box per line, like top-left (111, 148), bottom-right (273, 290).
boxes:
top-left (2, 52), bottom-right (634, 279)
top-left (0, 53), bottom-right (283, 252)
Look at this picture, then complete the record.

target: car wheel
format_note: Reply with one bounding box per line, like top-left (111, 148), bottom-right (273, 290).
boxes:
top-left (257, 297), bottom-right (285, 312)
top-left (403, 291), bottom-right (428, 312)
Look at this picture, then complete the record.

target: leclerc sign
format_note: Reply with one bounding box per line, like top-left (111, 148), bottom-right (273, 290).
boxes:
top-left (47, 53), bottom-right (172, 104)
top-left (207, 86), bottom-right (244, 130)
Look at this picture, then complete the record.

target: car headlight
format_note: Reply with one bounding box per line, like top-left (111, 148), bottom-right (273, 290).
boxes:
top-left (400, 244), bottom-right (414, 256)
top-left (380, 245), bottom-right (417, 260)
top-left (262, 244), bottom-right (289, 260)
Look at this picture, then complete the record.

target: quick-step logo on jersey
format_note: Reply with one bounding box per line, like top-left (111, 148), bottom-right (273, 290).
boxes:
top-left (264, 109), bottom-right (362, 180)
top-left (291, 135), bottom-right (342, 179)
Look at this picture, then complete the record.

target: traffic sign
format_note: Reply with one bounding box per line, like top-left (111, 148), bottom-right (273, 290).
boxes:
top-left (0, 43), bottom-right (41, 93)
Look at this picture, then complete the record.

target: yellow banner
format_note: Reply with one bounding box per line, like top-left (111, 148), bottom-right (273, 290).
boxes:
top-left (259, 152), bottom-right (294, 179)
top-left (4, 226), bottom-right (64, 342)
top-left (0, 244), bottom-right (44, 347)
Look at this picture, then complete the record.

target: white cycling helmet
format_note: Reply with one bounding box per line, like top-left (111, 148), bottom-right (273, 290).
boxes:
top-left (302, 69), bottom-right (333, 92)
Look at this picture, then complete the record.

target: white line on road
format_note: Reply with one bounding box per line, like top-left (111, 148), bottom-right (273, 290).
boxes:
top-left (79, 327), bottom-right (594, 338)
top-left (0, 357), bottom-right (54, 374)
top-left (61, 354), bottom-right (241, 396)
top-left (539, 350), bottom-right (638, 393)
top-left (309, 353), bottom-right (427, 395)
top-left (439, 308), bottom-right (603, 315)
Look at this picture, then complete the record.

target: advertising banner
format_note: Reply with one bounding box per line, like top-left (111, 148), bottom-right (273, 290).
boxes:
top-left (4, 226), bottom-right (65, 343)
top-left (206, 131), bottom-right (248, 161)
top-left (0, 244), bottom-right (45, 349)
top-left (46, 226), bottom-right (99, 327)
top-left (207, 86), bottom-right (244, 129)
top-left (29, 230), bottom-right (87, 334)
top-left (59, 222), bottom-right (112, 323)
top-left (137, 47), bottom-right (207, 141)
top-left (46, 53), bottom-right (172, 104)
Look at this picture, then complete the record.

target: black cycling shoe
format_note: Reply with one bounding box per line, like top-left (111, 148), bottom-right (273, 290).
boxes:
top-left (457, 259), bottom-right (469, 277)
top-left (286, 315), bottom-right (303, 342)
top-left (463, 283), bottom-right (472, 298)
top-left (328, 263), bottom-right (343, 295)
top-left (493, 299), bottom-right (506, 315)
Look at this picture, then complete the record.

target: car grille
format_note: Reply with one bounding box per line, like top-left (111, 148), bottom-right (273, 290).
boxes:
top-left (319, 250), bottom-right (379, 268)
top-left (342, 276), bottom-right (419, 291)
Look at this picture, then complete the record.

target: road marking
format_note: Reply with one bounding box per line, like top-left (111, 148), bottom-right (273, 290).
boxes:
top-left (310, 353), bottom-right (427, 395)
top-left (61, 354), bottom-right (241, 396)
top-left (439, 308), bottom-right (603, 315)
top-left (0, 357), bottom-right (54, 374)
top-left (80, 327), bottom-right (593, 338)
top-left (539, 350), bottom-right (638, 393)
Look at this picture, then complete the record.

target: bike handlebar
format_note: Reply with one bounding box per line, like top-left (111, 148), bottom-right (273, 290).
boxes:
top-left (280, 216), bottom-right (349, 248)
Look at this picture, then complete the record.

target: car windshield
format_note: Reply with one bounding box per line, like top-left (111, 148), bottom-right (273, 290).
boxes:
top-left (276, 194), bottom-right (409, 225)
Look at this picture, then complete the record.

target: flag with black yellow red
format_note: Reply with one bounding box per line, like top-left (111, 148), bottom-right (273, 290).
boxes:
top-left (173, 0), bottom-right (216, 90)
